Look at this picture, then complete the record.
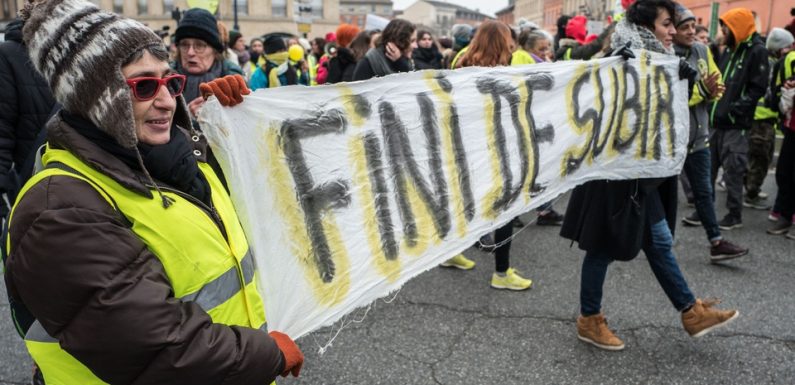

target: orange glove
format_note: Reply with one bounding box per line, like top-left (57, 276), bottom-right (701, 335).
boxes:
top-left (199, 74), bottom-right (251, 107)
top-left (268, 331), bottom-right (303, 377)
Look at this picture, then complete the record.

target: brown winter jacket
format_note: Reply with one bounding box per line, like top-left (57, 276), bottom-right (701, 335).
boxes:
top-left (4, 115), bottom-right (285, 384)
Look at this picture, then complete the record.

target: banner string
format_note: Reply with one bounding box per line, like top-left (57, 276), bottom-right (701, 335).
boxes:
top-left (477, 195), bottom-right (565, 250)
top-left (314, 287), bottom-right (403, 355)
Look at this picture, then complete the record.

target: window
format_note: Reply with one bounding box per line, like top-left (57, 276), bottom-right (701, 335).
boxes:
top-left (310, 0), bottom-right (323, 18)
top-left (112, 0), bottom-right (122, 13)
top-left (137, 0), bottom-right (147, 15)
top-left (383, 6), bottom-right (391, 14)
top-left (162, 0), bottom-right (173, 14)
top-left (272, 0), bottom-right (286, 17)
top-left (237, 0), bottom-right (247, 15)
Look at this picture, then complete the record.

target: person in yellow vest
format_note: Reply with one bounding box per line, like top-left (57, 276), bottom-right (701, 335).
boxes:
top-left (744, 28), bottom-right (794, 210)
top-left (5, 1), bottom-right (303, 383)
top-left (511, 30), bottom-right (550, 65)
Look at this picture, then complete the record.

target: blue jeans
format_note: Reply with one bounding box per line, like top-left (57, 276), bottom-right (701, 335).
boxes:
top-left (684, 148), bottom-right (722, 242)
top-left (580, 219), bottom-right (696, 315)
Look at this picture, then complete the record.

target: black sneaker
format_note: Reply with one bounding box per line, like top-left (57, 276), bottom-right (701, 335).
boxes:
top-left (682, 212), bottom-right (701, 226)
top-left (709, 240), bottom-right (749, 263)
top-left (718, 215), bottom-right (743, 231)
top-left (766, 217), bottom-right (792, 235)
top-left (511, 217), bottom-right (526, 228)
top-left (742, 195), bottom-right (771, 210)
top-left (536, 209), bottom-right (564, 226)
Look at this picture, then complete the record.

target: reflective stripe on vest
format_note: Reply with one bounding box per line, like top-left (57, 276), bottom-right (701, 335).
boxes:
top-left (12, 147), bottom-right (267, 384)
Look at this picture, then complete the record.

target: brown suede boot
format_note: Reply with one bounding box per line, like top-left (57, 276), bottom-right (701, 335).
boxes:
top-left (576, 313), bottom-right (625, 351)
top-left (681, 298), bottom-right (739, 338)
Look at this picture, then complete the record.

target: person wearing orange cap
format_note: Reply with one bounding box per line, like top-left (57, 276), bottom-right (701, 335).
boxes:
top-left (709, 8), bottom-right (769, 231)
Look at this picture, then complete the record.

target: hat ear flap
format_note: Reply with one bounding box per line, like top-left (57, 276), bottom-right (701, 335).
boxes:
top-left (88, 70), bottom-right (138, 148)
top-left (174, 94), bottom-right (194, 132)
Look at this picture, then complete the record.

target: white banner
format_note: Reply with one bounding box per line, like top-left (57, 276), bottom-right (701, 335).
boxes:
top-left (199, 50), bottom-right (689, 339)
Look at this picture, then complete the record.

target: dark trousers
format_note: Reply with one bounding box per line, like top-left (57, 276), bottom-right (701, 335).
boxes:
top-left (493, 222), bottom-right (512, 273)
top-left (580, 219), bottom-right (696, 315)
top-left (746, 119), bottom-right (776, 198)
top-left (711, 129), bottom-right (748, 219)
top-left (773, 130), bottom-right (795, 219)
top-left (684, 148), bottom-right (722, 241)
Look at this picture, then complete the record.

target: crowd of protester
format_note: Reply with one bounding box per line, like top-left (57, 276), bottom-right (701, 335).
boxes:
top-left (1, 0), bottom-right (794, 382)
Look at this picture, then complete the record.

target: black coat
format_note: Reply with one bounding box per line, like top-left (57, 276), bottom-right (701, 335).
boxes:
top-left (560, 177), bottom-right (679, 261)
top-left (711, 33), bottom-right (769, 130)
top-left (413, 46), bottom-right (442, 70)
top-left (352, 53), bottom-right (413, 81)
top-left (0, 19), bottom-right (57, 213)
top-left (326, 47), bottom-right (357, 84)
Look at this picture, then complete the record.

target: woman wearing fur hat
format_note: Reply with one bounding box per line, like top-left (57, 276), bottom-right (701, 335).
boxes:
top-left (172, 8), bottom-right (243, 118)
top-left (5, 0), bottom-right (303, 383)
top-left (561, 0), bottom-right (739, 351)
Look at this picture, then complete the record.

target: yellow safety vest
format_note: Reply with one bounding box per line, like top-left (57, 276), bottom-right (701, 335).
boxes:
top-left (11, 147), bottom-right (266, 384)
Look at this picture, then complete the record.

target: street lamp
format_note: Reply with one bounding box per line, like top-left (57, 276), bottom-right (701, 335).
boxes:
top-left (233, 0), bottom-right (239, 31)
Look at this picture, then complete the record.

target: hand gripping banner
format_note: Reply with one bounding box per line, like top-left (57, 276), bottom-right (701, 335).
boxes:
top-left (199, 50), bottom-right (689, 338)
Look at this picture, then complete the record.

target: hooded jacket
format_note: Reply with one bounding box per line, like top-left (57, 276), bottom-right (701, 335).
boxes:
top-left (0, 18), bottom-right (56, 213)
top-left (710, 9), bottom-right (769, 130)
top-left (554, 23), bottom-right (613, 61)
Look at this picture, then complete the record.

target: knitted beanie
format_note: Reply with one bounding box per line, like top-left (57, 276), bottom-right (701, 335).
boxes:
top-left (264, 35), bottom-right (287, 54)
top-left (766, 27), bottom-right (794, 52)
top-left (21, 0), bottom-right (190, 149)
top-left (229, 29), bottom-right (242, 47)
top-left (174, 8), bottom-right (223, 52)
top-left (674, 4), bottom-right (696, 27)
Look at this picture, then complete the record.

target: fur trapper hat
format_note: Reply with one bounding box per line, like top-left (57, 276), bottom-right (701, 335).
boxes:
top-left (20, 0), bottom-right (191, 149)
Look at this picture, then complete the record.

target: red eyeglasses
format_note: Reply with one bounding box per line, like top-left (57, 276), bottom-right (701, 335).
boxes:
top-left (125, 74), bottom-right (187, 101)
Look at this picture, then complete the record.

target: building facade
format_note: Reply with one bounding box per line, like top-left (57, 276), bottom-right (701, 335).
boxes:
top-left (562, 0), bottom-right (612, 22)
top-left (542, 0), bottom-right (562, 33)
top-left (2, 0), bottom-right (341, 40)
top-left (514, 0), bottom-right (543, 26)
top-left (339, 0), bottom-right (393, 29)
top-left (495, 1), bottom-right (515, 26)
top-left (402, 0), bottom-right (490, 38)
top-left (677, 0), bottom-right (791, 36)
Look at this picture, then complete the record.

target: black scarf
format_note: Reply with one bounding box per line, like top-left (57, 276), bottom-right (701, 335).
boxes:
top-left (176, 60), bottom-right (224, 103)
top-left (62, 111), bottom-right (212, 206)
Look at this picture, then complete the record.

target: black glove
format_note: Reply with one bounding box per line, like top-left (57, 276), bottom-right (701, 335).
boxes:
top-left (678, 59), bottom-right (698, 98)
top-left (614, 42), bottom-right (635, 60)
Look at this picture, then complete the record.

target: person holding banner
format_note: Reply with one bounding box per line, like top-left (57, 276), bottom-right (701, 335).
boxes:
top-left (561, 0), bottom-right (738, 351)
top-left (452, 20), bottom-right (533, 291)
top-left (4, 0), bottom-right (303, 383)
top-left (353, 18), bottom-right (416, 81)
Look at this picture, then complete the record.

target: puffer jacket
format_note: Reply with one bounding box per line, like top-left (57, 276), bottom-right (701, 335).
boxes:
top-left (4, 115), bottom-right (285, 384)
top-left (0, 18), bottom-right (56, 212)
top-left (710, 13), bottom-right (769, 130)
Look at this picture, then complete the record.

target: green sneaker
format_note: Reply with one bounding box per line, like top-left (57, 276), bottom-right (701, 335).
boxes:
top-left (440, 254), bottom-right (476, 270)
top-left (490, 268), bottom-right (532, 290)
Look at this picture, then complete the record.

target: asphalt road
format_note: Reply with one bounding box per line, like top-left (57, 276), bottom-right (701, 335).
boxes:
top-left (1, 177), bottom-right (793, 385)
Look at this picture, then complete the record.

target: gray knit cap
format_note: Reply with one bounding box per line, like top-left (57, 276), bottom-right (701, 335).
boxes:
top-left (766, 27), bottom-right (794, 52)
top-left (21, 0), bottom-right (190, 149)
top-left (674, 4), bottom-right (696, 27)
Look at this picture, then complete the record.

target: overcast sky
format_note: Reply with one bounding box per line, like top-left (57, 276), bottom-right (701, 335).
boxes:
top-left (392, 0), bottom-right (510, 17)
